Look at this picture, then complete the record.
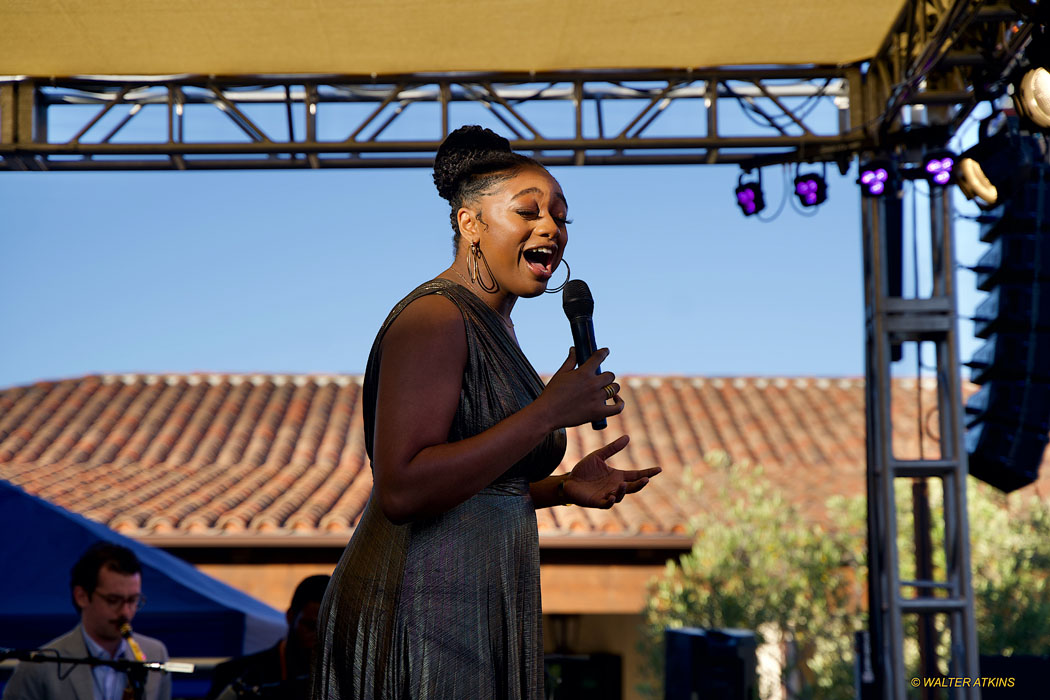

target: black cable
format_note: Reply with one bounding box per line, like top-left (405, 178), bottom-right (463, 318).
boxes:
top-left (756, 165), bottom-right (789, 223)
top-left (729, 78), bottom-right (834, 132)
top-left (789, 192), bottom-right (822, 217)
top-left (508, 82), bottom-right (558, 105)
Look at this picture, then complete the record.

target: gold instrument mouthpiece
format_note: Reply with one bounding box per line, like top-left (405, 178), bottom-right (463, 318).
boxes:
top-left (119, 622), bottom-right (146, 661)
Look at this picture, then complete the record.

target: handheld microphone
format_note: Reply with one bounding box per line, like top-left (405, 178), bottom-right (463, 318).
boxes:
top-left (562, 279), bottom-right (607, 430)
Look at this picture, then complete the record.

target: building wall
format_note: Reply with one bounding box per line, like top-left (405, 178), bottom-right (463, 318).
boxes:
top-left (196, 561), bottom-right (666, 615)
top-left (198, 562), bottom-right (335, 612)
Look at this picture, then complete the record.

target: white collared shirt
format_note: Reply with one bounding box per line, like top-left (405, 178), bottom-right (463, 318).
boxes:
top-left (80, 628), bottom-right (130, 700)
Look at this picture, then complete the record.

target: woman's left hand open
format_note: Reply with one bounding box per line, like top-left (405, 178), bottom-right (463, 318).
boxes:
top-left (563, 435), bottom-right (661, 509)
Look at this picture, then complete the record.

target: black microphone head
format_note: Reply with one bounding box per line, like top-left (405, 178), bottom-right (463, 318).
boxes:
top-left (562, 279), bottom-right (594, 319)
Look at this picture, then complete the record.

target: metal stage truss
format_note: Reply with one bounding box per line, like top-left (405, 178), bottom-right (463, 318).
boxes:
top-left (0, 68), bottom-right (862, 172)
top-left (0, 2), bottom-right (1040, 698)
top-left (0, 6), bottom-right (1033, 175)
top-left (860, 2), bottom-right (1033, 698)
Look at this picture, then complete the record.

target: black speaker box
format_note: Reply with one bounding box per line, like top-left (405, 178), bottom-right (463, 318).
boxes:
top-left (974, 234), bottom-right (1050, 291)
top-left (978, 654), bottom-right (1050, 699)
top-left (966, 333), bottom-right (1050, 385)
top-left (972, 284), bottom-right (1050, 338)
top-left (664, 627), bottom-right (757, 700)
top-left (965, 160), bottom-right (1050, 493)
top-left (965, 381), bottom-right (1050, 432)
top-left (966, 420), bottom-right (1047, 492)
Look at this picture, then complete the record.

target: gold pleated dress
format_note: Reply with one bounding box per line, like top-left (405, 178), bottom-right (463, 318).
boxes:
top-left (311, 279), bottom-right (567, 700)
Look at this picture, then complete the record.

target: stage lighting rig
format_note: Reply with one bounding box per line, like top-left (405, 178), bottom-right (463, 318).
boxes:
top-left (735, 171), bottom-right (765, 216)
top-left (793, 165), bottom-right (827, 207)
top-left (922, 149), bottom-right (956, 186)
top-left (1009, 24), bottom-right (1050, 129)
top-left (859, 159), bottom-right (895, 197)
top-left (957, 152), bottom-right (1000, 208)
top-left (1015, 66), bottom-right (1050, 129)
top-left (956, 113), bottom-right (1040, 209)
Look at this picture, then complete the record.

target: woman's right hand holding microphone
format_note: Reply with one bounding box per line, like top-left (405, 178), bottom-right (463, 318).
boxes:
top-left (537, 346), bottom-right (624, 431)
top-left (537, 347), bottom-right (660, 509)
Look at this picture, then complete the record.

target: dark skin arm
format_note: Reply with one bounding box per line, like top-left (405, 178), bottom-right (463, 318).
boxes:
top-left (373, 294), bottom-right (626, 524)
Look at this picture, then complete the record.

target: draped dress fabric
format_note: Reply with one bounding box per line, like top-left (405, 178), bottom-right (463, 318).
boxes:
top-left (312, 279), bottom-right (567, 700)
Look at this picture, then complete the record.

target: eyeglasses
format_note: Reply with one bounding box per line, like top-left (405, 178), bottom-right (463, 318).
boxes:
top-left (92, 592), bottom-right (146, 611)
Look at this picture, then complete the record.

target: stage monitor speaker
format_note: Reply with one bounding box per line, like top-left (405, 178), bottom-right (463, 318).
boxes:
top-left (965, 163), bottom-right (1050, 492)
top-left (979, 654), bottom-right (1048, 699)
top-left (664, 627), bottom-right (757, 700)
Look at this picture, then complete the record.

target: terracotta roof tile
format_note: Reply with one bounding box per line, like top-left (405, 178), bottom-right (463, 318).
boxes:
top-left (1, 373), bottom-right (1040, 543)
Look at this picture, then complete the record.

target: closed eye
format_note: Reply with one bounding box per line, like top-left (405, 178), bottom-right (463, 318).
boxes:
top-left (517, 209), bottom-right (572, 226)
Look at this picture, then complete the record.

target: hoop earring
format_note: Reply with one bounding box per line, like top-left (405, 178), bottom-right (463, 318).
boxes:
top-left (470, 242), bottom-right (500, 293)
top-left (544, 259), bottom-right (571, 293)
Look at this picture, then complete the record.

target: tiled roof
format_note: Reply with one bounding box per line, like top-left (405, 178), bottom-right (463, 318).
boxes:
top-left (2, 373), bottom-right (1045, 543)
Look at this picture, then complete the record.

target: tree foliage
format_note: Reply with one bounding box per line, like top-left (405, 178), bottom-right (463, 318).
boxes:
top-left (640, 452), bottom-right (865, 699)
top-left (640, 452), bottom-right (1050, 699)
top-left (899, 476), bottom-right (1050, 658)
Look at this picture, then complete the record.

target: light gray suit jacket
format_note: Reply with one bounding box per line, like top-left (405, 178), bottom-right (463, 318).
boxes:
top-left (2, 624), bottom-right (171, 700)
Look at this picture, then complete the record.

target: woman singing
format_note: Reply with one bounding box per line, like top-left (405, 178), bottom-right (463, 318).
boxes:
top-left (311, 125), bottom-right (661, 699)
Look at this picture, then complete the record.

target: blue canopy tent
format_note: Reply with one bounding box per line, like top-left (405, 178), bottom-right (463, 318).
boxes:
top-left (0, 480), bottom-right (286, 657)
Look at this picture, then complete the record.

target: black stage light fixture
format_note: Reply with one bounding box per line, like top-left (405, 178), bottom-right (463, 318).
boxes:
top-left (957, 150), bottom-right (1000, 208)
top-left (921, 149), bottom-right (956, 186)
top-left (793, 164), bottom-right (828, 207)
top-left (956, 113), bottom-right (1038, 209)
top-left (735, 171), bottom-right (765, 216)
top-left (859, 158), bottom-right (895, 197)
top-left (1011, 24), bottom-right (1050, 129)
top-left (965, 161), bottom-right (1050, 492)
top-left (1015, 66), bottom-right (1050, 129)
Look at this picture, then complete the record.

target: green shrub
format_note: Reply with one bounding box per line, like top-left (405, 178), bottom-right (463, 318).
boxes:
top-left (896, 477), bottom-right (1050, 658)
top-left (640, 452), bottom-right (1050, 699)
top-left (639, 452), bottom-right (865, 699)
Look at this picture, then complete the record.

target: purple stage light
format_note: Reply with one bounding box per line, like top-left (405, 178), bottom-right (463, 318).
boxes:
top-left (793, 172), bottom-right (827, 207)
top-left (859, 164), bottom-right (891, 197)
top-left (734, 180), bottom-right (765, 216)
top-left (922, 151), bottom-right (956, 187)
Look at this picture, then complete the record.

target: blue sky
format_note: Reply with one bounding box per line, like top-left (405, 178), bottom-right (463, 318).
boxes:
top-left (0, 92), bottom-right (987, 388)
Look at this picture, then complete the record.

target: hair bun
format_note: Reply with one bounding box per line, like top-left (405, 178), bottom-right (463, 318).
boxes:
top-left (433, 125), bottom-right (513, 202)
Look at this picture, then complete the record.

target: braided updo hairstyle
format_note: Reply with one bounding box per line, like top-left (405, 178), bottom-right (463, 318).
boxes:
top-left (433, 125), bottom-right (544, 251)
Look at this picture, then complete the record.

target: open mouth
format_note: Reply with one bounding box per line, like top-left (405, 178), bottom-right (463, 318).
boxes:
top-left (523, 246), bottom-right (556, 279)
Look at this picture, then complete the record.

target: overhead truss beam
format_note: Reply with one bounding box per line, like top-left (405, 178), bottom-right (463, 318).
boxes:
top-left (0, 3), bottom-right (1036, 173)
top-left (4, 68), bottom-right (863, 172)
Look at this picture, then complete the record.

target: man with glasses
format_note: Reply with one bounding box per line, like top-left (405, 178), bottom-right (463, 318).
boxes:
top-left (2, 542), bottom-right (171, 700)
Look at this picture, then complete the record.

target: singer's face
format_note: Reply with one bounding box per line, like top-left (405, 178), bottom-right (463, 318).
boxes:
top-left (76, 566), bottom-right (142, 644)
top-left (467, 166), bottom-right (569, 298)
